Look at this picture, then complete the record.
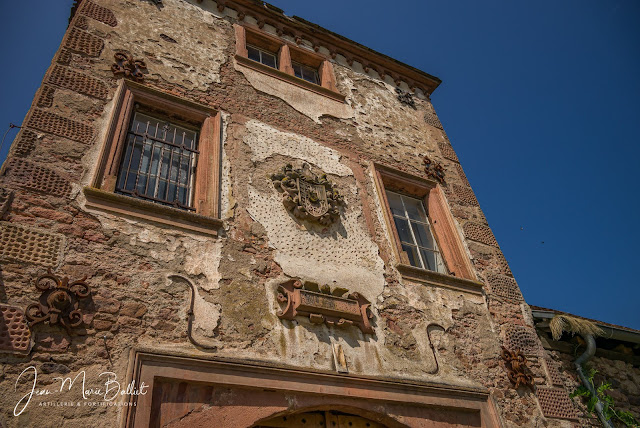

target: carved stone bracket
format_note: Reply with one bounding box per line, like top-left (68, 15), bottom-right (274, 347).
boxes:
top-left (502, 346), bottom-right (534, 389)
top-left (111, 53), bottom-right (147, 82)
top-left (26, 269), bottom-right (91, 334)
top-left (276, 280), bottom-right (374, 334)
top-left (423, 155), bottom-right (445, 184)
top-left (396, 88), bottom-right (416, 109)
top-left (271, 163), bottom-right (343, 226)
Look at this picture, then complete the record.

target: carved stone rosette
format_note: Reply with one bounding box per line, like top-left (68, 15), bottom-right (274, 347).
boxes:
top-left (271, 163), bottom-right (343, 226)
top-left (276, 280), bottom-right (374, 334)
top-left (111, 53), bottom-right (147, 82)
top-left (26, 269), bottom-right (91, 333)
top-left (501, 346), bottom-right (534, 389)
top-left (423, 155), bottom-right (445, 184)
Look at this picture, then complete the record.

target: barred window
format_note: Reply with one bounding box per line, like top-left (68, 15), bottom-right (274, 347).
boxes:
top-left (116, 112), bottom-right (198, 211)
top-left (386, 190), bottom-right (446, 273)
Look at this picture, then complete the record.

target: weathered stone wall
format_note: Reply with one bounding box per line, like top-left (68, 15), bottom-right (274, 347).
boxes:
top-left (0, 1), bottom-right (592, 427)
top-left (542, 350), bottom-right (640, 426)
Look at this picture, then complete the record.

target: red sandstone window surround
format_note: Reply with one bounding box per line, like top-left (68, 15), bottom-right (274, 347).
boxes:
top-left (233, 24), bottom-right (342, 102)
top-left (86, 80), bottom-right (222, 235)
top-left (371, 163), bottom-right (479, 290)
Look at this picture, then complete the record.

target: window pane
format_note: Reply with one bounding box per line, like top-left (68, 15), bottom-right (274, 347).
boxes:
top-left (386, 191), bottom-right (405, 217)
top-left (420, 248), bottom-right (438, 271)
top-left (302, 68), bottom-right (318, 84)
top-left (247, 45), bottom-right (261, 62)
top-left (393, 217), bottom-right (413, 245)
top-left (402, 244), bottom-right (422, 269)
top-left (411, 221), bottom-right (437, 250)
top-left (402, 195), bottom-right (428, 223)
top-left (261, 52), bottom-right (277, 68)
top-left (293, 64), bottom-right (302, 79)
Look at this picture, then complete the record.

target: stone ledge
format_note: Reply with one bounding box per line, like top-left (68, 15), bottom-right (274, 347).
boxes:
top-left (83, 187), bottom-right (222, 236)
top-left (396, 264), bottom-right (485, 295)
top-left (235, 54), bottom-right (346, 103)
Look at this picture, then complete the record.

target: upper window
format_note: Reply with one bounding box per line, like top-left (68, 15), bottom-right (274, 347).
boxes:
top-left (247, 44), bottom-right (278, 69)
top-left (86, 80), bottom-right (222, 235)
top-left (116, 111), bottom-right (199, 211)
top-left (233, 24), bottom-right (342, 102)
top-left (292, 61), bottom-right (319, 85)
top-left (386, 190), bottom-right (446, 273)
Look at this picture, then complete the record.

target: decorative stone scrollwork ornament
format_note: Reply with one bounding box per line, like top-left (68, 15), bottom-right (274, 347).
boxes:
top-left (26, 269), bottom-right (91, 334)
top-left (396, 87), bottom-right (416, 109)
top-left (271, 163), bottom-right (343, 226)
top-left (111, 53), bottom-right (147, 82)
top-left (501, 346), bottom-right (535, 389)
top-left (423, 155), bottom-right (446, 184)
top-left (277, 280), bottom-right (374, 334)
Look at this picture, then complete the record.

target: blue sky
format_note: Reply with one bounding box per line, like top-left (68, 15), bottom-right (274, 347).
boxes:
top-left (1, 1), bottom-right (639, 329)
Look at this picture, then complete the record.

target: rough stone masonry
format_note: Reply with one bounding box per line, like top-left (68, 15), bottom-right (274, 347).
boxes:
top-left (0, 1), bottom-right (637, 427)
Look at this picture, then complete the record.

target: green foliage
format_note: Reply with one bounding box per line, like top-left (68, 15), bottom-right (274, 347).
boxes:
top-left (570, 366), bottom-right (639, 427)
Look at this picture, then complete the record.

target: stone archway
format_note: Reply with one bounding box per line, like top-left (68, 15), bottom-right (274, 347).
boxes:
top-left (252, 408), bottom-right (407, 428)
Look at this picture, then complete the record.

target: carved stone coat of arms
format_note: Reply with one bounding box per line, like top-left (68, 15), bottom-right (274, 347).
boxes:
top-left (271, 163), bottom-right (343, 226)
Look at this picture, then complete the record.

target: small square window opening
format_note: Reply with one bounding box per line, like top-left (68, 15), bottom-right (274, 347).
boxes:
top-left (247, 44), bottom-right (278, 69)
top-left (292, 61), bottom-right (319, 85)
top-left (386, 190), bottom-right (446, 273)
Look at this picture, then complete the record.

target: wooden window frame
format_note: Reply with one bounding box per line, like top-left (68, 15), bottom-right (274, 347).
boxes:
top-left (234, 24), bottom-right (343, 102)
top-left (86, 80), bottom-right (223, 236)
top-left (371, 163), bottom-right (482, 294)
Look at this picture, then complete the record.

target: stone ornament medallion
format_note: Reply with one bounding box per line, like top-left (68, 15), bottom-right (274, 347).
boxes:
top-left (271, 163), bottom-right (343, 226)
top-left (26, 269), bottom-right (91, 334)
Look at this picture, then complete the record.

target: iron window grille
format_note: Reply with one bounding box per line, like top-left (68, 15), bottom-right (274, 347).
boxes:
top-left (115, 111), bottom-right (199, 211)
top-left (292, 61), bottom-right (319, 85)
top-left (386, 190), bottom-right (446, 273)
top-left (247, 44), bottom-right (278, 69)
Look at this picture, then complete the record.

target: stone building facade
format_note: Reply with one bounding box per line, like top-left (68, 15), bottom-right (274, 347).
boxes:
top-left (0, 1), bottom-right (638, 427)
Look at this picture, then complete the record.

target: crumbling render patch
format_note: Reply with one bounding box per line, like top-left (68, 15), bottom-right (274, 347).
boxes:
top-left (243, 120), bottom-right (351, 176)
top-left (235, 62), bottom-right (353, 123)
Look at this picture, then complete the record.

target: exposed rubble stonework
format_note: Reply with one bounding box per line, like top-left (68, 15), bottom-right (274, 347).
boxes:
top-left (0, 1), bottom-right (637, 427)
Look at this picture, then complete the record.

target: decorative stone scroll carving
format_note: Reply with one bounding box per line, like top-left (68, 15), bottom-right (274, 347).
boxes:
top-left (111, 53), bottom-right (147, 82)
top-left (501, 346), bottom-right (534, 389)
top-left (271, 163), bottom-right (343, 226)
top-left (276, 280), bottom-right (374, 334)
top-left (26, 269), bottom-right (91, 333)
top-left (396, 88), bottom-right (416, 109)
top-left (423, 155), bottom-right (445, 183)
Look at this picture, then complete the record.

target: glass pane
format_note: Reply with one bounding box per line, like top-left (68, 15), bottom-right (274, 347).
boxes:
top-left (262, 52), bottom-right (277, 68)
top-left (293, 64), bottom-right (302, 79)
top-left (303, 68), bottom-right (318, 84)
top-left (411, 221), bottom-right (437, 250)
top-left (136, 175), bottom-right (148, 195)
top-left (386, 191), bottom-right (405, 217)
top-left (402, 195), bottom-right (428, 222)
top-left (247, 45), bottom-right (261, 62)
top-left (393, 217), bottom-right (413, 245)
top-left (420, 248), bottom-right (438, 271)
top-left (402, 244), bottom-right (422, 269)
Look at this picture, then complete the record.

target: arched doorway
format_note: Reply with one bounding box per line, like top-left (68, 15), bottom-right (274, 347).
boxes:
top-left (253, 410), bottom-right (390, 428)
